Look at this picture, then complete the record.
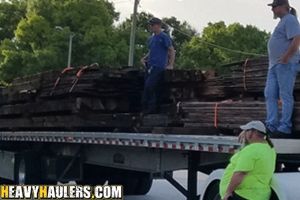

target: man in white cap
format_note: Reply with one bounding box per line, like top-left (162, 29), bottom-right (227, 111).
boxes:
top-left (220, 121), bottom-right (277, 200)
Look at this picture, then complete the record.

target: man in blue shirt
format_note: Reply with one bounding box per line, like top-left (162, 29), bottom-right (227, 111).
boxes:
top-left (266, 0), bottom-right (300, 138)
top-left (141, 17), bottom-right (175, 114)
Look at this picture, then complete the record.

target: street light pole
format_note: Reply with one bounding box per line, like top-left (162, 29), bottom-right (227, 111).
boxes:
top-left (67, 33), bottom-right (75, 68)
top-left (55, 26), bottom-right (75, 68)
top-left (128, 0), bottom-right (140, 67)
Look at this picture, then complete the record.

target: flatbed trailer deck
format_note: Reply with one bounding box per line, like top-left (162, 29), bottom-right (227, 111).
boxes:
top-left (0, 131), bottom-right (299, 200)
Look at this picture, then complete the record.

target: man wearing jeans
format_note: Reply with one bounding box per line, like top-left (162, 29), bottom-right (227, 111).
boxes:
top-left (141, 18), bottom-right (175, 114)
top-left (265, 0), bottom-right (300, 138)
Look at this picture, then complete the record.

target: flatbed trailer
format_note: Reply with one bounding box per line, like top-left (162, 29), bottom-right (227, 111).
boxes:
top-left (0, 131), bottom-right (299, 200)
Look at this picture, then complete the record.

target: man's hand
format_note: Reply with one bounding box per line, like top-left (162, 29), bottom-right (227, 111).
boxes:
top-left (223, 192), bottom-right (233, 200)
top-left (279, 35), bottom-right (300, 64)
top-left (166, 65), bottom-right (174, 70)
top-left (225, 172), bottom-right (247, 200)
top-left (141, 57), bottom-right (147, 66)
top-left (141, 52), bottom-right (149, 67)
top-left (279, 54), bottom-right (289, 64)
top-left (238, 130), bottom-right (246, 144)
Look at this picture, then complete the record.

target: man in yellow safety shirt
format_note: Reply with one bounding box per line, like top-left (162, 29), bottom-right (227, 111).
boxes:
top-left (220, 121), bottom-right (277, 200)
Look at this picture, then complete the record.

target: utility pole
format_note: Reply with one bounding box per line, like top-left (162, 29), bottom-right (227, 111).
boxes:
top-left (67, 33), bottom-right (75, 68)
top-left (128, 0), bottom-right (140, 66)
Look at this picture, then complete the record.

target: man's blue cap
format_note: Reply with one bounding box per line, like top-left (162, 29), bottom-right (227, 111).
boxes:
top-left (148, 17), bottom-right (162, 25)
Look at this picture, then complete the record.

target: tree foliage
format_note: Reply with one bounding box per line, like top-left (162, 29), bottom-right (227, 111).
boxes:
top-left (0, 0), bottom-right (126, 82)
top-left (0, 0), bottom-right (27, 40)
top-left (178, 22), bottom-right (269, 71)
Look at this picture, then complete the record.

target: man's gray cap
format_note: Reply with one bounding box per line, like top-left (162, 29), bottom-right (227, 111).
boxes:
top-left (240, 121), bottom-right (267, 134)
top-left (268, 0), bottom-right (290, 7)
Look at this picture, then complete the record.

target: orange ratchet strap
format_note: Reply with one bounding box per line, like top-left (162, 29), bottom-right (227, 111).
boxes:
top-left (50, 67), bottom-right (74, 95)
top-left (69, 65), bottom-right (89, 93)
top-left (243, 58), bottom-right (249, 91)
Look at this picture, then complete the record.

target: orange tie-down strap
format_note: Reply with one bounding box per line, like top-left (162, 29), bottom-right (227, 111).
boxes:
top-left (69, 63), bottom-right (99, 93)
top-left (50, 67), bottom-right (74, 95)
top-left (69, 65), bottom-right (89, 93)
top-left (214, 100), bottom-right (233, 128)
top-left (243, 58), bottom-right (249, 91)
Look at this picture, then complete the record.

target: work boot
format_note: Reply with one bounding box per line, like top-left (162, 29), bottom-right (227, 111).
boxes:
top-left (270, 131), bottom-right (293, 139)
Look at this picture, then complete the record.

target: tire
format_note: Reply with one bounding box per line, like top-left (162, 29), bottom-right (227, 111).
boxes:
top-left (79, 166), bottom-right (151, 196)
top-left (0, 178), bottom-right (13, 184)
top-left (109, 171), bottom-right (139, 195)
top-left (203, 181), bottom-right (221, 200)
top-left (111, 171), bottom-right (152, 195)
top-left (135, 173), bottom-right (153, 195)
top-left (77, 164), bottom-right (108, 186)
top-left (283, 163), bottom-right (299, 172)
top-left (270, 190), bottom-right (279, 200)
top-left (15, 153), bottom-right (41, 184)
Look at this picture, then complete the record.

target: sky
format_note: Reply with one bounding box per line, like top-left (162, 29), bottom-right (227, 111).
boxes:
top-left (109, 0), bottom-right (300, 33)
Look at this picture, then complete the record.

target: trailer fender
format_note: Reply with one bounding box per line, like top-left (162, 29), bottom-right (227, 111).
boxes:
top-left (199, 170), bottom-right (300, 200)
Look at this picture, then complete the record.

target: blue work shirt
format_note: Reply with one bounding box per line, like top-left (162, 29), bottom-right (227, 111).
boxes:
top-left (268, 13), bottom-right (300, 68)
top-left (148, 32), bottom-right (172, 69)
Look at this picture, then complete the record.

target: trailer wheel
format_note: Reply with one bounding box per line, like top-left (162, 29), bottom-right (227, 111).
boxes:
top-left (77, 164), bottom-right (107, 186)
top-left (135, 173), bottom-right (153, 195)
top-left (0, 178), bottom-right (13, 184)
top-left (203, 181), bottom-right (221, 200)
top-left (270, 190), bottom-right (279, 200)
top-left (110, 171), bottom-right (152, 195)
top-left (283, 163), bottom-right (299, 172)
top-left (121, 177), bottom-right (139, 195)
top-left (15, 153), bottom-right (40, 184)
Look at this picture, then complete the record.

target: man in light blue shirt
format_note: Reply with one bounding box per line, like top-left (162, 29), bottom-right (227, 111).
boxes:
top-left (266, 0), bottom-right (300, 137)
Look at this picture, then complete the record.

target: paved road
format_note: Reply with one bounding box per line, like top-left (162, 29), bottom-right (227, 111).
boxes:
top-left (125, 171), bottom-right (208, 200)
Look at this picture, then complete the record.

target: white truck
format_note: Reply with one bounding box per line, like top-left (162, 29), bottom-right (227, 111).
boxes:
top-left (0, 131), bottom-right (299, 200)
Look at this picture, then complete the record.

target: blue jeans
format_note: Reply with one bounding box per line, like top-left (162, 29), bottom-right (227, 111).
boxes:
top-left (265, 63), bottom-right (299, 134)
top-left (142, 66), bottom-right (165, 113)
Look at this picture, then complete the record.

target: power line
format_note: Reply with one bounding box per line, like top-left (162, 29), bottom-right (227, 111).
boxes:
top-left (138, 3), bottom-right (267, 57)
top-left (111, 0), bottom-right (132, 5)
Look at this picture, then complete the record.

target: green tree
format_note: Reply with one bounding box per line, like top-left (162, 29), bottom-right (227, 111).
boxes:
top-left (178, 21), bottom-right (269, 71)
top-left (0, 0), bottom-right (125, 82)
top-left (162, 16), bottom-right (196, 56)
top-left (116, 12), bottom-right (154, 67)
top-left (0, 0), bottom-right (27, 40)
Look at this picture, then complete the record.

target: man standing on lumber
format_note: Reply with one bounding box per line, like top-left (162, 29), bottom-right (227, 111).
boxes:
top-left (265, 0), bottom-right (300, 137)
top-left (141, 17), bottom-right (175, 114)
top-left (220, 121), bottom-right (276, 200)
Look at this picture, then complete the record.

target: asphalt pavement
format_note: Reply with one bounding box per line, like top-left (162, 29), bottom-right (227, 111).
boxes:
top-left (125, 171), bottom-right (208, 200)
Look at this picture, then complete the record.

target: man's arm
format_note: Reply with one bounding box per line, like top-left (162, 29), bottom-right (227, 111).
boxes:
top-left (280, 35), bottom-right (300, 64)
top-left (166, 46), bottom-right (175, 69)
top-left (223, 172), bottom-right (247, 200)
top-left (141, 52), bottom-right (150, 66)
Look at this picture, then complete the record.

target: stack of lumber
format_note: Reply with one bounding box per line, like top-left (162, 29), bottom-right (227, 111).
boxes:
top-left (146, 57), bottom-right (300, 134)
top-left (202, 57), bottom-right (300, 100)
top-left (180, 101), bottom-right (300, 132)
top-left (0, 66), bottom-right (204, 131)
top-left (164, 69), bottom-right (204, 101)
top-left (0, 66), bottom-right (145, 131)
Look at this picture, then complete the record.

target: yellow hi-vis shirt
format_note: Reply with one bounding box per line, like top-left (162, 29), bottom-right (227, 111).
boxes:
top-left (220, 143), bottom-right (277, 200)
